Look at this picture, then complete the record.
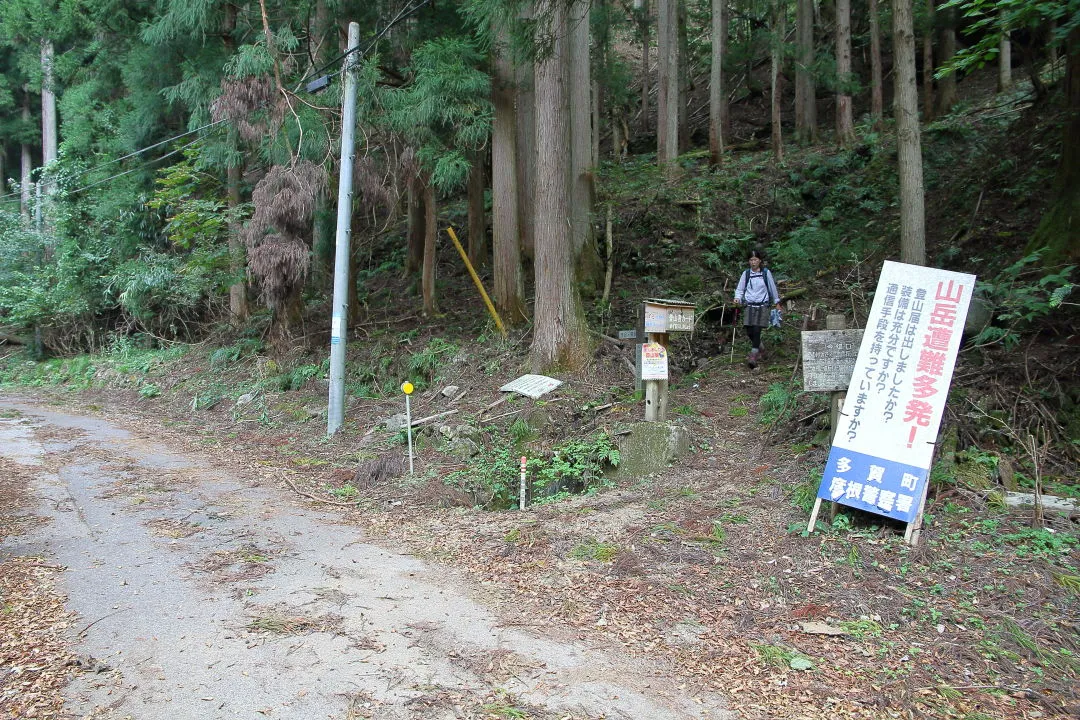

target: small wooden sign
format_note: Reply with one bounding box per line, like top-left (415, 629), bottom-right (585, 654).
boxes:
top-left (801, 329), bottom-right (864, 392)
top-left (643, 299), bottom-right (696, 334)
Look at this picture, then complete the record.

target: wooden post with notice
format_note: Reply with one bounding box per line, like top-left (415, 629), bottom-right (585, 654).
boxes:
top-left (804, 313), bottom-right (860, 533)
top-left (643, 331), bottom-right (670, 421)
top-left (641, 299), bottom-right (695, 422)
top-left (825, 314), bottom-right (847, 522)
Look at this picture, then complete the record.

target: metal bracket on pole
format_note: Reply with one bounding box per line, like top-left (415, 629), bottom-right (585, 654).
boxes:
top-left (327, 22), bottom-right (361, 436)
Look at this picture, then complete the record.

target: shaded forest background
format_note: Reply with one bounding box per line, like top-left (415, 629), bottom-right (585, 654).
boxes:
top-left (0, 0), bottom-right (1076, 450)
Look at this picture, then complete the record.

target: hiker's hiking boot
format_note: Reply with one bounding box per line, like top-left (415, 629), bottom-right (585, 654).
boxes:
top-left (747, 348), bottom-right (760, 369)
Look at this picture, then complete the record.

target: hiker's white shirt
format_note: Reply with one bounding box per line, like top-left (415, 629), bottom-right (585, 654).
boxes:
top-left (735, 269), bottom-right (779, 306)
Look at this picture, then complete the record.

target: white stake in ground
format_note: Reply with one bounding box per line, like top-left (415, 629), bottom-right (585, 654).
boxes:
top-left (402, 382), bottom-right (415, 475)
top-left (520, 456), bottom-right (527, 510)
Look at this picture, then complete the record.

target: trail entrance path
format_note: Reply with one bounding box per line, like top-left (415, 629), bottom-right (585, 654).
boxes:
top-left (0, 399), bottom-right (732, 720)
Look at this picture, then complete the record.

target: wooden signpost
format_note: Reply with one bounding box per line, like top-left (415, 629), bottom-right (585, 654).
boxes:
top-left (802, 314), bottom-right (862, 528)
top-left (639, 299), bottom-right (695, 422)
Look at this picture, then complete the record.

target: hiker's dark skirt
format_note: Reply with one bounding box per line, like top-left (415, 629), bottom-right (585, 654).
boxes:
top-left (743, 304), bottom-right (770, 328)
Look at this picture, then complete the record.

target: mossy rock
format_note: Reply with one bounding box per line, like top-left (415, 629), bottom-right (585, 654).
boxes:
top-left (609, 422), bottom-right (692, 479)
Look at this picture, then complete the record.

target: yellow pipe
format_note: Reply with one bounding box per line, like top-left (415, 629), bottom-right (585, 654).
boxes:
top-left (445, 226), bottom-right (507, 336)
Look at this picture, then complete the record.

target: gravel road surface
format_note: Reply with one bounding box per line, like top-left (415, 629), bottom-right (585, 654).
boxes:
top-left (1, 400), bottom-right (732, 720)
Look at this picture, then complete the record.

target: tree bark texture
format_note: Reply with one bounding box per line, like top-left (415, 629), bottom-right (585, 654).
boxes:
top-left (937, 9), bottom-right (958, 115)
top-left (709, 0), bottom-right (727, 165)
top-left (893, 0), bottom-right (927, 266)
top-left (532, 0), bottom-right (588, 372)
top-left (869, 0), bottom-right (884, 126)
top-left (770, 0), bottom-right (784, 162)
top-left (421, 175), bottom-right (437, 315)
top-left (41, 40), bottom-right (57, 167)
top-left (592, 79), bottom-right (600, 168)
top-left (1030, 27), bottom-right (1079, 262)
top-left (998, 9), bottom-right (1012, 91)
top-left (406, 174), bottom-right (425, 275)
top-left (922, 0), bottom-right (934, 121)
top-left (836, 0), bottom-right (855, 144)
top-left (569, 0), bottom-right (594, 257)
top-left (492, 39), bottom-right (526, 325)
top-left (467, 152), bottom-right (487, 268)
top-left (657, 0), bottom-right (679, 170)
top-left (224, 3), bottom-right (249, 322)
top-left (637, 0), bottom-right (650, 134)
top-left (795, 0), bottom-right (817, 144)
top-left (20, 94), bottom-right (32, 221)
top-left (227, 162), bottom-right (250, 322)
top-left (677, 0), bottom-right (691, 154)
top-left (515, 53), bottom-right (537, 260)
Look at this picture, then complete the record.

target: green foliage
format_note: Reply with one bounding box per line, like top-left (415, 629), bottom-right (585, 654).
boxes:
top-left (407, 338), bottom-right (459, 382)
top-left (570, 539), bottom-right (619, 562)
top-left (509, 417), bottom-right (536, 444)
top-left (139, 383), bottom-right (161, 398)
top-left (0, 355), bottom-right (97, 389)
top-left (792, 469), bottom-right (822, 514)
top-left (446, 432), bottom-right (620, 509)
top-left (971, 252), bottom-right (1076, 349)
top-left (272, 363), bottom-right (323, 392)
top-left (768, 143), bottom-right (896, 280)
top-left (111, 249), bottom-right (227, 335)
top-left (209, 339), bottom-right (264, 369)
top-left (328, 484), bottom-right (359, 500)
top-left (535, 434), bottom-right (621, 493)
top-left (997, 528), bottom-right (1079, 560)
top-left (752, 643), bottom-right (815, 671)
top-left (386, 37), bottom-right (492, 192)
top-left (760, 381), bottom-right (800, 427)
top-left (937, 0), bottom-right (1079, 78)
top-left (445, 444), bottom-right (521, 508)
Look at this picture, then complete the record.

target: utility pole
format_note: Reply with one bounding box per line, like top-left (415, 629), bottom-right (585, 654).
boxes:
top-left (327, 22), bottom-right (361, 435)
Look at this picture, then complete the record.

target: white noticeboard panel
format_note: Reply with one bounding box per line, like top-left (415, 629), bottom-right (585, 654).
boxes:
top-left (815, 261), bottom-right (976, 524)
top-left (641, 342), bottom-right (669, 380)
top-left (499, 374), bottom-right (563, 399)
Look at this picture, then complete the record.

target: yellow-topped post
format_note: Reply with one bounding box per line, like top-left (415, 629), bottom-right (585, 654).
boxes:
top-left (402, 381), bottom-right (415, 475)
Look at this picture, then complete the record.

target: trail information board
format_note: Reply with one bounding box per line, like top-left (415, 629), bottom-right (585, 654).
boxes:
top-left (801, 329), bottom-right (864, 392)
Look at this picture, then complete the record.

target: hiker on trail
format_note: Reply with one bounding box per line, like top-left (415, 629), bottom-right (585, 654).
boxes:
top-left (734, 249), bottom-right (781, 369)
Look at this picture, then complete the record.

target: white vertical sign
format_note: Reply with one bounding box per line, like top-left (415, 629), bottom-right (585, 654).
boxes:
top-left (815, 261), bottom-right (976, 523)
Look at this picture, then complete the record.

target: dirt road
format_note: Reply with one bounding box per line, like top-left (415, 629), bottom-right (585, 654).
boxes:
top-left (0, 399), bottom-right (732, 720)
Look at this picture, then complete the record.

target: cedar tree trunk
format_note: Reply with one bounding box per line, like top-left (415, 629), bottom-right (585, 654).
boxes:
top-left (894, 0), bottom-right (927, 265)
top-left (532, 0), bottom-right (589, 372)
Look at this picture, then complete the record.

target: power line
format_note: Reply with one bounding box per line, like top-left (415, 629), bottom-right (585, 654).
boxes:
top-left (2, 2), bottom-right (434, 204)
top-left (298, 0), bottom-right (434, 92)
top-left (62, 135), bottom-right (206, 197)
top-left (0, 119), bottom-right (225, 202)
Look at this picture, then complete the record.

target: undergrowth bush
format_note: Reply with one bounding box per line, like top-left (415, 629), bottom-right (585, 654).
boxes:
top-left (408, 338), bottom-right (458, 383)
top-left (445, 432), bottom-right (621, 509)
top-left (760, 381), bottom-right (801, 427)
top-left (970, 252), bottom-right (1075, 349)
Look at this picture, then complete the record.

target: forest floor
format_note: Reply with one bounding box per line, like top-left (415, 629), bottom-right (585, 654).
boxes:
top-left (1, 308), bottom-right (1077, 719)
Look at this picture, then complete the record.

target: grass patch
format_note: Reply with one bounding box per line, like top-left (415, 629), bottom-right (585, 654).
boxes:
top-left (570, 539), bottom-right (619, 562)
